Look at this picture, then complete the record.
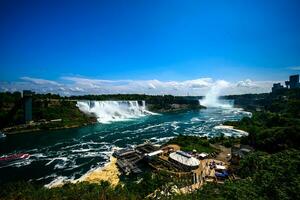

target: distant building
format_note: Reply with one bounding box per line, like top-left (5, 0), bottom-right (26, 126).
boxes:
top-left (272, 83), bottom-right (284, 93)
top-left (272, 74), bottom-right (300, 93)
top-left (285, 74), bottom-right (300, 89)
top-left (23, 90), bottom-right (34, 123)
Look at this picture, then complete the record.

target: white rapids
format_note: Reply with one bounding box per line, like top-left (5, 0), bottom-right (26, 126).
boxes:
top-left (76, 100), bottom-right (156, 123)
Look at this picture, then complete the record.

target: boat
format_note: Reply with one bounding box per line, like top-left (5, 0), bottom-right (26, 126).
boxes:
top-left (0, 153), bottom-right (30, 165)
top-left (0, 131), bottom-right (6, 139)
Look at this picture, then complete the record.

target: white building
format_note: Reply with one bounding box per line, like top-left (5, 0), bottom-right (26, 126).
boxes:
top-left (169, 150), bottom-right (200, 171)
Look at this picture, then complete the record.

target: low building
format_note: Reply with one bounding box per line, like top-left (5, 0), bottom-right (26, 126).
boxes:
top-left (113, 143), bottom-right (159, 174)
top-left (169, 150), bottom-right (200, 171)
top-left (272, 83), bottom-right (284, 93)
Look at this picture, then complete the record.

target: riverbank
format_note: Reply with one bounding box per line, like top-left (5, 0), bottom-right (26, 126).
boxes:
top-left (45, 156), bottom-right (120, 188)
top-left (76, 156), bottom-right (120, 186)
top-left (1, 120), bottom-right (97, 135)
top-left (148, 104), bottom-right (205, 113)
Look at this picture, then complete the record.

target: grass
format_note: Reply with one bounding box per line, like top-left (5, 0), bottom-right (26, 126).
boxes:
top-left (166, 135), bottom-right (216, 153)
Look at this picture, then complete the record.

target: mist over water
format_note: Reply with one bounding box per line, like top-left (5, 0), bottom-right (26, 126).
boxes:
top-left (200, 80), bottom-right (232, 108)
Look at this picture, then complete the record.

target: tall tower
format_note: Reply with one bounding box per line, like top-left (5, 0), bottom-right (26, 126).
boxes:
top-left (289, 75), bottom-right (300, 89)
top-left (23, 90), bottom-right (34, 123)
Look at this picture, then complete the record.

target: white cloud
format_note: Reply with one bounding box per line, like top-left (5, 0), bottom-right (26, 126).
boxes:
top-left (21, 77), bottom-right (61, 86)
top-left (287, 66), bottom-right (300, 70)
top-left (236, 79), bottom-right (258, 88)
top-left (0, 76), bottom-right (277, 96)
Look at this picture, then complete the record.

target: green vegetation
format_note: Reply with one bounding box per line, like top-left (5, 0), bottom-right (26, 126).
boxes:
top-left (0, 92), bottom-right (97, 131)
top-left (209, 134), bottom-right (241, 148)
top-left (32, 100), bottom-right (96, 128)
top-left (0, 92), bottom-right (24, 128)
top-left (225, 89), bottom-right (300, 153)
top-left (0, 172), bottom-right (172, 200)
top-left (166, 135), bottom-right (216, 153)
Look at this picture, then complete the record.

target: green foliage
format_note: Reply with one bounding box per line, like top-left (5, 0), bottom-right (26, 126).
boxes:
top-left (0, 92), bottom-right (23, 128)
top-left (225, 89), bottom-right (300, 153)
top-left (166, 134), bottom-right (216, 153)
top-left (0, 172), bottom-right (171, 200)
top-left (32, 100), bottom-right (95, 128)
top-left (209, 134), bottom-right (240, 148)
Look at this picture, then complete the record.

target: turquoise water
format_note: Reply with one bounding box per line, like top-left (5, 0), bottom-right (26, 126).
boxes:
top-left (0, 107), bottom-right (250, 186)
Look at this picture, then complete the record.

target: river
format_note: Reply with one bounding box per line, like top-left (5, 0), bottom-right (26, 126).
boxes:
top-left (0, 105), bottom-right (251, 186)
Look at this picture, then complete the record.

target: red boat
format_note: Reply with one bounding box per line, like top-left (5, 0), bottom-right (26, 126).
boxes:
top-left (0, 153), bottom-right (30, 164)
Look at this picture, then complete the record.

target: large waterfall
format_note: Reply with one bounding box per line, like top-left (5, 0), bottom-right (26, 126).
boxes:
top-left (76, 100), bottom-right (155, 123)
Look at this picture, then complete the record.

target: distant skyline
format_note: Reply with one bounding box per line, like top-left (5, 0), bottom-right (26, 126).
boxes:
top-left (1, 0), bottom-right (300, 95)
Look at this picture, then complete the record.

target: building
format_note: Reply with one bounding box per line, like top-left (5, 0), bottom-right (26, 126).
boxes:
top-left (285, 74), bottom-right (300, 89)
top-left (272, 74), bottom-right (300, 93)
top-left (271, 83), bottom-right (284, 93)
top-left (169, 150), bottom-right (200, 171)
top-left (113, 143), bottom-right (159, 174)
top-left (23, 90), bottom-right (34, 123)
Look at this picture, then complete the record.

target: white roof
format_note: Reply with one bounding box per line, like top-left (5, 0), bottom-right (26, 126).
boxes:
top-left (199, 153), bottom-right (208, 157)
top-left (169, 151), bottom-right (200, 167)
top-left (215, 165), bottom-right (226, 170)
top-left (147, 150), bottom-right (163, 157)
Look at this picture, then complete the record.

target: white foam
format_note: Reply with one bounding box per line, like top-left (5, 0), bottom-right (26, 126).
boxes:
top-left (45, 157), bottom-right (68, 166)
top-left (191, 117), bottom-right (201, 122)
top-left (150, 136), bottom-right (175, 143)
top-left (171, 121), bottom-right (179, 130)
top-left (213, 125), bottom-right (248, 136)
top-left (44, 176), bottom-right (74, 188)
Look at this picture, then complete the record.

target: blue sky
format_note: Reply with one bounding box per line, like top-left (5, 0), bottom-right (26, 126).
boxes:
top-left (0, 0), bottom-right (300, 95)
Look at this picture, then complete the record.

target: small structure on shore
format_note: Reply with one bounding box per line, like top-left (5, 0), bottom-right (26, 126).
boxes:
top-left (146, 150), bottom-right (163, 159)
top-left (113, 143), bottom-right (159, 174)
top-left (198, 153), bottom-right (209, 160)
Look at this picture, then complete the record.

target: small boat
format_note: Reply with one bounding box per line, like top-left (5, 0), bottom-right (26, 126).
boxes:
top-left (0, 153), bottom-right (30, 165)
top-left (0, 131), bottom-right (6, 139)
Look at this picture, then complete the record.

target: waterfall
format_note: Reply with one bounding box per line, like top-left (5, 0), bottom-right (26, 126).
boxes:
top-left (76, 100), bottom-right (155, 123)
